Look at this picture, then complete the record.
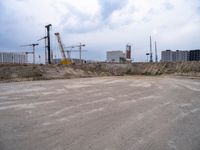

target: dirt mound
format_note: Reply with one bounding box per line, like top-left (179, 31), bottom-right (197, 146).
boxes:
top-left (0, 62), bottom-right (200, 82)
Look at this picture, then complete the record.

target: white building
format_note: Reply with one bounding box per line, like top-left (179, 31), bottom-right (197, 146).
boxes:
top-left (0, 52), bottom-right (27, 64)
top-left (161, 50), bottom-right (173, 62)
top-left (107, 51), bottom-right (126, 63)
top-left (161, 50), bottom-right (189, 62)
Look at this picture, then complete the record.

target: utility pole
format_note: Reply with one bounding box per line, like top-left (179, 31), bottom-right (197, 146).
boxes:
top-left (155, 41), bottom-right (158, 62)
top-left (150, 36), bottom-right (153, 62)
top-left (45, 24), bottom-right (52, 64)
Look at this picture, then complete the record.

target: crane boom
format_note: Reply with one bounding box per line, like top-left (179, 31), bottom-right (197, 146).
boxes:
top-left (54, 32), bottom-right (71, 65)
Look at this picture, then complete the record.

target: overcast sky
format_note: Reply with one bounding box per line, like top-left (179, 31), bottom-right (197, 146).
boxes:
top-left (0, 0), bottom-right (200, 62)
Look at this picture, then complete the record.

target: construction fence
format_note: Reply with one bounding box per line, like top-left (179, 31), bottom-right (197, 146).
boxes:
top-left (0, 52), bottom-right (27, 64)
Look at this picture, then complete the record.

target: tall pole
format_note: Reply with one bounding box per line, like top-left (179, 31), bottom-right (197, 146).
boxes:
top-left (45, 24), bottom-right (52, 64)
top-left (155, 41), bottom-right (158, 62)
top-left (150, 36), bottom-right (153, 62)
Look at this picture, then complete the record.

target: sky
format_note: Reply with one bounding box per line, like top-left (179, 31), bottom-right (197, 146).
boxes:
top-left (0, 0), bottom-right (200, 62)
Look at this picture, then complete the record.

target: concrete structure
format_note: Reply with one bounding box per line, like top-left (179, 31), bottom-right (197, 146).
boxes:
top-left (161, 50), bottom-right (189, 62)
top-left (0, 52), bottom-right (27, 64)
top-left (189, 50), bottom-right (200, 61)
top-left (107, 51), bottom-right (126, 63)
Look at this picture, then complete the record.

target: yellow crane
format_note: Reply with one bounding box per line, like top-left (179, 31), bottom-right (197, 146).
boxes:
top-left (54, 32), bottom-right (71, 65)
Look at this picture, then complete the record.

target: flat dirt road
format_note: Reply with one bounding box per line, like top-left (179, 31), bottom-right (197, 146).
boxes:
top-left (0, 76), bottom-right (200, 150)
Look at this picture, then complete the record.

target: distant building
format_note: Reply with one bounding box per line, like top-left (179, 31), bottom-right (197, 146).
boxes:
top-left (107, 51), bottom-right (126, 63)
top-left (161, 50), bottom-right (174, 62)
top-left (161, 50), bottom-right (189, 62)
top-left (189, 50), bottom-right (200, 61)
top-left (0, 52), bottom-right (27, 64)
top-left (175, 50), bottom-right (189, 61)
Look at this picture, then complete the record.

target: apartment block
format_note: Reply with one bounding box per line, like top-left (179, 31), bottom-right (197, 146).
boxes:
top-left (189, 50), bottom-right (200, 61)
top-left (161, 50), bottom-right (189, 62)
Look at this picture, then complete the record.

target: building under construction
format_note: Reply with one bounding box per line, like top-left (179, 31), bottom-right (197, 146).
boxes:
top-left (0, 52), bottom-right (27, 64)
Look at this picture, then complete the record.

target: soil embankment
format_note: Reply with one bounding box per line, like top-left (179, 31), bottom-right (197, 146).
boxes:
top-left (0, 62), bottom-right (200, 82)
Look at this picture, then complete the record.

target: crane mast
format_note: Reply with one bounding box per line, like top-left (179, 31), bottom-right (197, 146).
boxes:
top-left (54, 32), bottom-right (71, 65)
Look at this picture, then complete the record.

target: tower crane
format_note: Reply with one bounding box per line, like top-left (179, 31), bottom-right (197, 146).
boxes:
top-left (155, 41), bottom-right (158, 62)
top-left (38, 36), bottom-right (48, 64)
top-left (21, 43), bottom-right (39, 64)
top-left (65, 43), bottom-right (86, 62)
top-left (149, 36), bottom-right (153, 62)
top-left (54, 32), bottom-right (71, 65)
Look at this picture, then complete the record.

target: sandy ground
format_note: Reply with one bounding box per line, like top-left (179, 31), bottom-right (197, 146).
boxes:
top-left (0, 76), bottom-right (200, 150)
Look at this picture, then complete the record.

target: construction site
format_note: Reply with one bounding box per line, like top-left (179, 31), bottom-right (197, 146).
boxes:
top-left (0, 23), bottom-right (200, 150)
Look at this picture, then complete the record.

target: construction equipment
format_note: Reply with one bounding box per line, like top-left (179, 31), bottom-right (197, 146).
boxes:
top-left (54, 32), bottom-right (71, 65)
top-left (38, 36), bottom-right (48, 64)
top-left (21, 43), bottom-right (39, 64)
top-left (45, 24), bottom-right (52, 64)
top-left (65, 43), bottom-right (86, 63)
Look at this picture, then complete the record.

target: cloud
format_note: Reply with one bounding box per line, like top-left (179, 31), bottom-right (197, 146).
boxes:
top-left (99, 0), bottom-right (128, 19)
top-left (0, 0), bottom-right (200, 62)
top-left (163, 1), bottom-right (174, 10)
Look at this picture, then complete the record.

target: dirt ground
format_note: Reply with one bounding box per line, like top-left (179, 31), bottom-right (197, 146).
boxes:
top-left (0, 76), bottom-right (200, 150)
